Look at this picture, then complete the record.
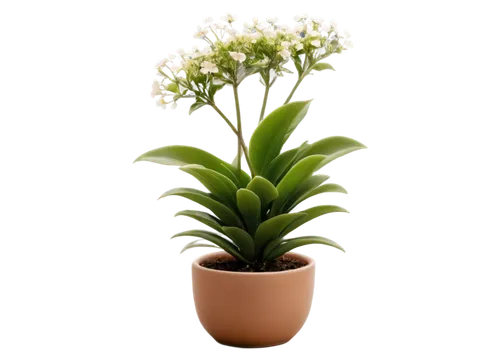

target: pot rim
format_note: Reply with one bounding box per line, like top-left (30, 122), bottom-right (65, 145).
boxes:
top-left (192, 251), bottom-right (315, 276)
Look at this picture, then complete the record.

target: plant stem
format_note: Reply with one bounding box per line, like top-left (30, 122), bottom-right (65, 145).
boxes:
top-left (233, 85), bottom-right (243, 172)
top-left (284, 75), bottom-right (305, 104)
top-left (210, 103), bottom-right (255, 177)
top-left (259, 84), bottom-right (270, 122)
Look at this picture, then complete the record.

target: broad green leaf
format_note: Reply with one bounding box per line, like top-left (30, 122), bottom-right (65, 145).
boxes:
top-left (134, 145), bottom-right (246, 187)
top-left (174, 210), bottom-right (224, 233)
top-left (311, 62), bottom-right (335, 71)
top-left (263, 147), bottom-right (300, 184)
top-left (265, 236), bottom-right (345, 260)
top-left (276, 142), bottom-right (312, 184)
top-left (254, 213), bottom-right (307, 254)
top-left (179, 239), bottom-right (222, 253)
top-left (300, 136), bottom-right (367, 170)
top-left (282, 174), bottom-right (330, 212)
top-left (189, 101), bottom-right (207, 115)
top-left (172, 230), bottom-right (249, 263)
top-left (221, 226), bottom-right (255, 260)
top-left (280, 205), bottom-right (348, 238)
top-left (246, 176), bottom-right (278, 209)
top-left (228, 155), bottom-right (252, 188)
top-left (261, 238), bottom-right (282, 259)
top-left (270, 155), bottom-right (326, 217)
top-left (159, 188), bottom-right (242, 227)
top-left (236, 189), bottom-right (261, 236)
top-left (287, 183), bottom-right (347, 211)
top-left (249, 100), bottom-right (312, 175)
top-left (179, 165), bottom-right (238, 209)
top-left (235, 169), bottom-right (252, 188)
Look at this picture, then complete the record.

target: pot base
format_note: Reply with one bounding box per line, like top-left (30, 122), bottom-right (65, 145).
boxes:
top-left (215, 338), bottom-right (290, 349)
top-left (214, 340), bottom-right (289, 351)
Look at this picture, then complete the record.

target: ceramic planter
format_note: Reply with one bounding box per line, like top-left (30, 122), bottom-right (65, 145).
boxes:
top-left (191, 251), bottom-right (315, 348)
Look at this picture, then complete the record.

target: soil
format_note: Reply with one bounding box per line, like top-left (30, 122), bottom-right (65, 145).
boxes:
top-left (200, 256), bottom-right (307, 272)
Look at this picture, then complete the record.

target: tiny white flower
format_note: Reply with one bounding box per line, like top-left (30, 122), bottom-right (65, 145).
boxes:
top-left (317, 47), bottom-right (326, 55)
top-left (330, 20), bottom-right (338, 33)
top-left (295, 42), bottom-right (304, 50)
top-left (263, 28), bottom-right (276, 37)
top-left (211, 22), bottom-right (225, 29)
top-left (193, 47), bottom-right (213, 58)
top-left (168, 53), bottom-right (176, 60)
top-left (310, 16), bottom-right (324, 25)
top-left (344, 30), bottom-right (351, 38)
top-left (266, 15), bottom-right (279, 25)
top-left (344, 40), bottom-right (353, 48)
top-left (252, 17), bottom-right (259, 24)
top-left (149, 80), bottom-right (167, 97)
top-left (198, 28), bottom-right (210, 37)
top-left (229, 51), bottom-right (246, 63)
top-left (225, 36), bottom-right (235, 43)
top-left (204, 17), bottom-right (213, 24)
top-left (226, 11), bottom-right (238, 22)
top-left (251, 32), bottom-right (262, 43)
top-left (308, 30), bottom-right (321, 37)
top-left (169, 64), bottom-right (181, 73)
top-left (227, 28), bottom-right (239, 36)
top-left (153, 97), bottom-right (179, 112)
top-left (281, 41), bottom-right (291, 49)
top-left (294, 14), bottom-right (308, 22)
top-left (322, 23), bottom-right (331, 32)
top-left (278, 24), bottom-right (289, 32)
top-left (278, 49), bottom-right (291, 59)
top-left (192, 45), bottom-right (199, 52)
top-left (200, 61), bottom-right (218, 74)
top-left (311, 40), bottom-right (321, 47)
top-left (177, 48), bottom-right (185, 56)
top-left (155, 58), bottom-right (168, 69)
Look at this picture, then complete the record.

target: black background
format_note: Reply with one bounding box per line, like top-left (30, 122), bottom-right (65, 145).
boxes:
top-left (108, 2), bottom-right (382, 354)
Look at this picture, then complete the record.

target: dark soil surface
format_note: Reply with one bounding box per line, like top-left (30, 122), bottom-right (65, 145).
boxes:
top-left (200, 256), bottom-right (307, 272)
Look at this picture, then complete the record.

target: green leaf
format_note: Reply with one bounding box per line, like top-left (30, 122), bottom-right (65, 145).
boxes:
top-left (236, 189), bottom-right (261, 236)
top-left (134, 145), bottom-right (246, 187)
top-left (287, 183), bottom-right (347, 211)
top-left (179, 165), bottom-right (238, 209)
top-left (278, 66), bottom-right (297, 77)
top-left (265, 236), bottom-right (345, 261)
top-left (237, 169), bottom-right (252, 188)
top-left (280, 205), bottom-right (349, 238)
top-left (254, 213), bottom-right (307, 254)
top-left (282, 174), bottom-right (330, 212)
top-left (263, 147), bottom-right (300, 184)
top-left (180, 239), bottom-right (219, 253)
top-left (274, 141), bottom-right (311, 185)
top-left (174, 210), bottom-right (224, 233)
top-left (159, 188), bottom-right (243, 227)
top-left (166, 83), bottom-right (179, 93)
top-left (228, 155), bottom-right (252, 188)
top-left (249, 100), bottom-right (312, 175)
top-left (246, 176), bottom-right (279, 209)
top-left (311, 63), bottom-right (335, 71)
top-left (172, 230), bottom-right (249, 263)
top-left (189, 101), bottom-right (207, 115)
top-left (270, 155), bottom-right (326, 217)
top-left (221, 226), bottom-right (255, 260)
top-left (292, 55), bottom-right (303, 76)
top-left (301, 136), bottom-right (367, 170)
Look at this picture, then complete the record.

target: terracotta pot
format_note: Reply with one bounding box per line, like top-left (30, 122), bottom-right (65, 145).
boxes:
top-left (191, 251), bottom-right (315, 348)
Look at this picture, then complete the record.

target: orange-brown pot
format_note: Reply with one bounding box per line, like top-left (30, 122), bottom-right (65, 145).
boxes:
top-left (192, 251), bottom-right (315, 348)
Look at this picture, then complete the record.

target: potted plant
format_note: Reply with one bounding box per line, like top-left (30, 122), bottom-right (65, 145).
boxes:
top-left (135, 13), bottom-right (364, 348)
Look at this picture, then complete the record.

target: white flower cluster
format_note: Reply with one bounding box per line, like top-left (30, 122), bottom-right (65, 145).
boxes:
top-left (151, 13), bottom-right (352, 110)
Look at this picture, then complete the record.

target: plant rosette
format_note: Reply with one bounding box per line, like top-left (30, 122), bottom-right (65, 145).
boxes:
top-left (135, 13), bottom-right (364, 348)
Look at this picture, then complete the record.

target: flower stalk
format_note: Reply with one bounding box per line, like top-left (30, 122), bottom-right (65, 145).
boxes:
top-left (284, 75), bottom-right (305, 105)
top-left (210, 102), bottom-right (255, 177)
top-left (233, 84), bottom-right (243, 172)
top-left (259, 83), bottom-right (271, 122)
